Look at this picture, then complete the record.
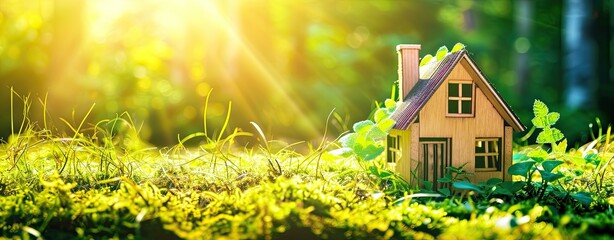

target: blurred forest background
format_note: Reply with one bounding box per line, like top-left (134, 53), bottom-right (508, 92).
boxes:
top-left (0, 0), bottom-right (613, 146)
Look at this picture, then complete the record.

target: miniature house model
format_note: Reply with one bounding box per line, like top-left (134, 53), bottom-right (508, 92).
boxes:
top-left (387, 44), bottom-right (526, 185)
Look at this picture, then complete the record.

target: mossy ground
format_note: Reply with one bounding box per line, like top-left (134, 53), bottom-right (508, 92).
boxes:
top-left (1, 99), bottom-right (613, 239)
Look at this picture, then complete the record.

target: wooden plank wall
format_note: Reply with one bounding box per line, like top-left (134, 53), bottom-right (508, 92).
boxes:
top-left (418, 63), bottom-right (505, 183)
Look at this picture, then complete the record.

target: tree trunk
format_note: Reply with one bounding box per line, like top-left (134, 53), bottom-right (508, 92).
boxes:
top-left (515, 0), bottom-right (532, 108)
top-left (563, 0), bottom-right (596, 110)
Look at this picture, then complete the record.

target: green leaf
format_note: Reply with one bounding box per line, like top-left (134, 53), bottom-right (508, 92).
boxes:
top-left (508, 161), bottom-right (536, 177)
top-left (536, 130), bottom-right (551, 144)
top-left (438, 188), bottom-right (451, 197)
top-left (451, 43), bottom-right (465, 52)
top-left (423, 181), bottom-right (433, 191)
top-left (549, 127), bottom-right (564, 142)
top-left (527, 148), bottom-right (549, 160)
top-left (492, 187), bottom-right (513, 196)
top-left (553, 139), bottom-right (567, 154)
top-left (513, 152), bottom-right (529, 161)
top-left (378, 169), bottom-right (394, 178)
top-left (486, 178), bottom-right (503, 185)
top-left (531, 116), bottom-right (547, 128)
top-left (538, 170), bottom-right (564, 182)
top-left (570, 192), bottom-right (593, 205)
top-left (438, 176), bottom-right (452, 183)
top-left (384, 99), bottom-right (397, 110)
top-left (533, 100), bottom-right (549, 118)
top-left (541, 160), bottom-right (564, 173)
top-left (584, 153), bottom-right (599, 164)
top-left (553, 190), bottom-right (567, 198)
top-left (435, 46), bottom-right (449, 61)
top-left (376, 118), bottom-right (396, 133)
top-left (452, 181), bottom-right (482, 193)
top-left (358, 145), bottom-right (384, 161)
top-left (374, 108), bottom-right (388, 123)
top-left (329, 147), bottom-right (354, 157)
top-left (352, 141), bottom-right (364, 154)
top-left (570, 156), bottom-right (586, 165)
top-left (353, 120), bottom-right (374, 133)
top-left (446, 165), bottom-right (461, 173)
top-left (366, 126), bottom-right (387, 141)
top-left (419, 54), bottom-right (433, 66)
top-left (339, 133), bottom-right (357, 148)
top-left (500, 181), bottom-right (526, 193)
top-left (368, 165), bottom-right (380, 176)
top-left (547, 112), bottom-right (560, 125)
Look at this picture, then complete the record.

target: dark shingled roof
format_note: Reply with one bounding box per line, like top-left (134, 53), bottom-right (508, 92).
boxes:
top-left (391, 50), bottom-right (465, 130)
top-left (390, 49), bottom-right (526, 131)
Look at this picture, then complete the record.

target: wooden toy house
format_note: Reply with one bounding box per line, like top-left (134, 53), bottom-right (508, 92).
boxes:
top-left (387, 44), bottom-right (526, 186)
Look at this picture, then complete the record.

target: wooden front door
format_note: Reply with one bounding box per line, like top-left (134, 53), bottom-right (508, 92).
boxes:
top-left (420, 138), bottom-right (451, 189)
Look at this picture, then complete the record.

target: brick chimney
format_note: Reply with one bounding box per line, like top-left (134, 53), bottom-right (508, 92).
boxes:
top-left (396, 44), bottom-right (421, 102)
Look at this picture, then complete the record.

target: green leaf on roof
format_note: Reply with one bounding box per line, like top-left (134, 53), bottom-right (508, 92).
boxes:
top-left (373, 108), bottom-right (388, 123)
top-left (435, 46), bottom-right (448, 61)
top-left (419, 54), bottom-right (433, 66)
top-left (353, 120), bottom-right (374, 134)
top-left (451, 43), bottom-right (465, 52)
top-left (376, 118), bottom-right (395, 133)
top-left (384, 98), bottom-right (396, 110)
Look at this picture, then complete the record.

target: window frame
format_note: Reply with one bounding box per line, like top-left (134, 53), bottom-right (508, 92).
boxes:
top-left (387, 134), bottom-right (401, 163)
top-left (474, 138), bottom-right (501, 172)
top-left (446, 81), bottom-right (475, 117)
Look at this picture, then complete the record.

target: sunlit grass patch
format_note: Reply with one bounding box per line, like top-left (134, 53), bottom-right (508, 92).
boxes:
top-left (1, 92), bottom-right (614, 239)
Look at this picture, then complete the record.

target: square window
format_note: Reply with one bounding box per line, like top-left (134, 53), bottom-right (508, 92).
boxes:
top-left (447, 82), bottom-right (473, 115)
top-left (475, 156), bottom-right (485, 168)
top-left (449, 83), bottom-right (459, 97)
top-left (475, 141), bottom-right (485, 153)
top-left (475, 138), bottom-right (501, 171)
top-left (462, 84), bottom-right (472, 97)
top-left (448, 100), bottom-right (458, 114)
top-left (461, 100), bottom-right (472, 114)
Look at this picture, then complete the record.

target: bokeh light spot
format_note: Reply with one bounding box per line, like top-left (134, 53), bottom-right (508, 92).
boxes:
top-left (196, 82), bottom-right (211, 97)
top-left (133, 66), bottom-right (147, 79)
top-left (183, 106), bottom-right (196, 120)
top-left (514, 37), bottom-right (531, 53)
top-left (137, 77), bottom-right (151, 90)
top-left (346, 26), bottom-right (370, 48)
top-left (157, 80), bottom-right (172, 96)
top-left (190, 63), bottom-right (206, 82)
top-left (27, 14), bottom-right (42, 29)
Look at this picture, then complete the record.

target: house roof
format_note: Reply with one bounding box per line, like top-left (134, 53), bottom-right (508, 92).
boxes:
top-left (390, 49), bottom-right (526, 132)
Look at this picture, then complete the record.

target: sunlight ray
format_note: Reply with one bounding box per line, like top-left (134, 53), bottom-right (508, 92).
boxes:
top-left (200, 1), bottom-right (320, 138)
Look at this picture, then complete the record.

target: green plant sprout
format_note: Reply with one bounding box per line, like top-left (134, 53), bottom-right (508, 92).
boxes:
top-left (330, 97), bottom-right (411, 197)
top-left (452, 100), bottom-right (594, 209)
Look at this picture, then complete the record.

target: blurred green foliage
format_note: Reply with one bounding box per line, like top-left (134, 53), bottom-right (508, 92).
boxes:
top-left (0, 0), bottom-right (612, 145)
